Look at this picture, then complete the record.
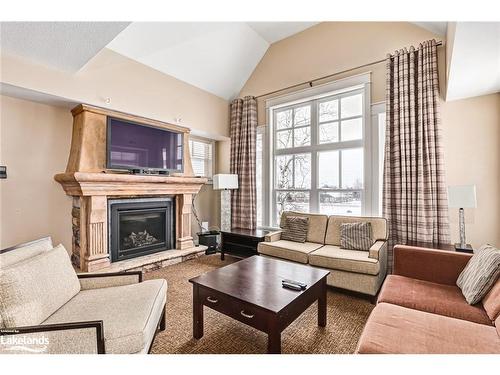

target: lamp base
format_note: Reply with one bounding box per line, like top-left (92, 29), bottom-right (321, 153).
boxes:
top-left (454, 243), bottom-right (474, 253)
top-left (220, 189), bottom-right (231, 232)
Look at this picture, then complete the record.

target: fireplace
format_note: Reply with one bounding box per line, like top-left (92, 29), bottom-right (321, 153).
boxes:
top-left (108, 198), bottom-right (175, 262)
top-left (55, 104), bottom-right (207, 271)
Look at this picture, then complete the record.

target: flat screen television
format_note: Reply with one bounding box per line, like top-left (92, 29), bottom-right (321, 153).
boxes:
top-left (107, 117), bottom-right (184, 173)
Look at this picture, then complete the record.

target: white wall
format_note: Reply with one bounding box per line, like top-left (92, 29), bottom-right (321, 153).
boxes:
top-left (0, 95), bottom-right (73, 250)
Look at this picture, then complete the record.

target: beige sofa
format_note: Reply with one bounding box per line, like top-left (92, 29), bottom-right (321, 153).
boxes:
top-left (258, 212), bottom-right (388, 297)
top-left (0, 237), bottom-right (167, 354)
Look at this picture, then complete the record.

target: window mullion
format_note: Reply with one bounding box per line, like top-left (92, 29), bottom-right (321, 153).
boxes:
top-left (339, 150), bottom-right (343, 190)
top-left (337, 98), bottom-right (342, 143)
top-left (336, 114), bottom-right (363, 123)
top-left (310, 98), bottom-right (319, 213)
top-left (271, 110), bottom-right (277, 225)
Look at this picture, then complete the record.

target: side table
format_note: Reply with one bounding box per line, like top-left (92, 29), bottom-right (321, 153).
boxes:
top-left (220, 228), bottom-right (271, 260)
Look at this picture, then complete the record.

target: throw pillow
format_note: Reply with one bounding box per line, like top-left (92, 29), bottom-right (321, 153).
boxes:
top-left (281, 216), bottom-right (309, 243)
top-left (457, 244), bottom-right (500, 305)
top-left (340, 222), bottom-right (374, 251)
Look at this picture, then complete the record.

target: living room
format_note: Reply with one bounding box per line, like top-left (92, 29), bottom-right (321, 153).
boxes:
top-left (1, 0), bottom-right (499, 372)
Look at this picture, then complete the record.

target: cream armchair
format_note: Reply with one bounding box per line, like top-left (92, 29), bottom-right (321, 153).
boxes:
top-left (0, 237), bottom-right (167, 354)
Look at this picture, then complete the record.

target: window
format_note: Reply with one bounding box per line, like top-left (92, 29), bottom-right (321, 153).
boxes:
top-left (268, 79), bottom-right (372, 226)
top-left (189, 137), bottom-right (214, 180)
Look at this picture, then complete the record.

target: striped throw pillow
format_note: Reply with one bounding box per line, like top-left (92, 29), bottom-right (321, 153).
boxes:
top-left (457, 244), bottom-right (500, 305)
top-left (340, 222), bottom-right (374, 251)
top-left (281, 216), bottom-right (309, 243)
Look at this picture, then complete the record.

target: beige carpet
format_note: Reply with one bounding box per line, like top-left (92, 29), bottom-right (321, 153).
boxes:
top-left (145, 254), bottom-right (373, 354)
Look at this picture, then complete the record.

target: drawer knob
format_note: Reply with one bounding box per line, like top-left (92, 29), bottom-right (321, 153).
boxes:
top-left (206, 296), bottom-right (218, 304)
top-left (240, 310), bottom-right (255, 319)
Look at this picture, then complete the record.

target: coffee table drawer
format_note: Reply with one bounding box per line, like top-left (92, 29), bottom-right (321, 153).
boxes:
top-left (198, 286), bottom-right (233, 315)
top-left (198, 286), bottom-right (270, 333)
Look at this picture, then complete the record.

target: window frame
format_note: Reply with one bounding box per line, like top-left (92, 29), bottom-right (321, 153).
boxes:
top-left (256, 126), bottom-right (266, 228)
top-left (371, 102), bottom-right (386, 216)
top-left (264, 73), bottom-right (373, 226)
top-left (188, 135), bottom-right (216, 183)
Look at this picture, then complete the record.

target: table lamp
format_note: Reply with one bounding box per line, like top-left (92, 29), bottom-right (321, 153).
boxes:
top-left (448, 185), bottom-right (477, 252)
top-left (213, 174), bottom-right (239, 232)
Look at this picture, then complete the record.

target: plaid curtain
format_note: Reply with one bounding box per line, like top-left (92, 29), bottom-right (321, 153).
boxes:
top-left (230, 96), bottom-right (257, 230)
top-left (383, 40), bottom-right (450, 272)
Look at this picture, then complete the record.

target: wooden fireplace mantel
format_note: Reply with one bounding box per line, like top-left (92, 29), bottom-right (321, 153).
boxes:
top-left (55, 172), bottom-right (207, 197)
top-left (54, 104), bottom-right (208, 272)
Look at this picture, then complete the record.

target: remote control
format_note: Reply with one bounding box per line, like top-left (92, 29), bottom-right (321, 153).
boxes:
top-left (282, 279), bottom-right (307, 289)
top-left (282, 281), bottom-right (303, 291)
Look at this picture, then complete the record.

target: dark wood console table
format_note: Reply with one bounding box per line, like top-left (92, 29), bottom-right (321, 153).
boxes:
top-left (220, 228), bottom-right (271, 260)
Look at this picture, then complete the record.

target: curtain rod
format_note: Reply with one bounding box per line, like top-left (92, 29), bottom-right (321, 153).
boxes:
top-left (255, 40), bottom-right (443, 100)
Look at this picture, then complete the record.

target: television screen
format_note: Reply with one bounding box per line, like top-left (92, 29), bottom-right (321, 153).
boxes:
top-left (107, 117), bottom-right (183, 172)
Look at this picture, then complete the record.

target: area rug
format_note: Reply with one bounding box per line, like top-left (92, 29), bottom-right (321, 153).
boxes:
top-left (145, 254), bottom-right (373, 354)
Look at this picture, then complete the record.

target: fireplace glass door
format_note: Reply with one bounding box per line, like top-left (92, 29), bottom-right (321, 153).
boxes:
top-left (109, 198), bottom-right (175, 262)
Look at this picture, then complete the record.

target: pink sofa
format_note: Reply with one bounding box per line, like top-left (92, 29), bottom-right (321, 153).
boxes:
top-left (356, 245), bottom-right (500, 354)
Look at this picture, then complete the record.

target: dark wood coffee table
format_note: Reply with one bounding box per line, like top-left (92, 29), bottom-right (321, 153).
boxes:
top-left (189, 256), bottom-right (330, 353)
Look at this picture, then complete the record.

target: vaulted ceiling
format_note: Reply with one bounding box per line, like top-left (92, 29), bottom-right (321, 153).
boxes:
top-left (1, 21), bottom-right (499, 102)
top-left (0, 21), bottom-right (318, 100)
top-left (107, 22), bottom-right (318, 99)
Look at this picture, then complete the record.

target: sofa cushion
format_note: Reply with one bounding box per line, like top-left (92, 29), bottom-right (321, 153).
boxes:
top-left (0, 244), bottom-right (81, 328)
top-left (340, 222), bottom-right (373, 250)
top-left (308, 245), bottom-right (380, 275)
top-left (257, 240), bottom-right (322, 264)
top-left (43, 279), bottom-right (167, 354)
top-left (378, 275), bottom-right (492, 326)
top-left (457, 244), bottom-right (500, 304)
top-left (281, 216), bottom-right (309, 243)
top-left (280, 211), bottom-right (328, 244)
top-left (356, 303), bottom-right (500, 354)
top-left (483, 278), bottom-right (500, 322)
top-left (0, 236), bottom-right (53, 268)
top-left (325, 216), bottom-right (387, 246)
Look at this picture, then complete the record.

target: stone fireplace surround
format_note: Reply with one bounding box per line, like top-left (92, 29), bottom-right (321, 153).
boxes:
top-left (55, 104), bottom-right (207, 272)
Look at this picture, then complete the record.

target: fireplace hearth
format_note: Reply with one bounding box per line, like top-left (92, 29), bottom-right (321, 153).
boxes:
top-left (109, 198), bottom-right (175, 262)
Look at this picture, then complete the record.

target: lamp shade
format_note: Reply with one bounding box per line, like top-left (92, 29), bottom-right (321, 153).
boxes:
top-left (213, 174), bottom-right (238, 190)
top-left (448, 185), bottom-right (477, 208)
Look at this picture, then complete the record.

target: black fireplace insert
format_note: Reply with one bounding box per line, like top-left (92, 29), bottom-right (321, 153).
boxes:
top-left (108, 198), bottom-right (175, 262)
